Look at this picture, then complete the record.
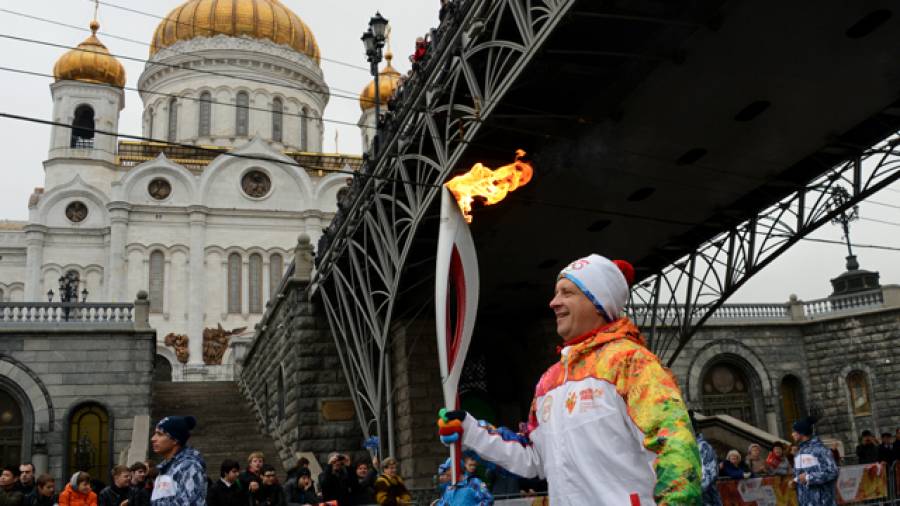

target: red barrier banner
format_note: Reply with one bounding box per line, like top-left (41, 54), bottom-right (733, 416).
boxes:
top-left (836, 463), bottom-right (887, 504)
top-left (717, 476), bottom-right (798, 506)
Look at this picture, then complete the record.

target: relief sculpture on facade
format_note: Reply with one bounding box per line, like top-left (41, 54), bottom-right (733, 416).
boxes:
top-left (203, 324), bottom-right (247, 365)
top-left (163, 333), bottom-right (189, 363)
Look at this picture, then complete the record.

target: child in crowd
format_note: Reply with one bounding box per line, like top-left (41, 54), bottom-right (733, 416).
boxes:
top-left (285, 468), bottom-right (319, 506)
top-left (59, 471), bottom-right (98, 506)
top-left (24, 473), bottom-right (56, 506)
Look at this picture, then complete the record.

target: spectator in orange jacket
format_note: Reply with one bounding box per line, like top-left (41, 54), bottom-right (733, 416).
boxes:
top-left (59, 472), bottom-right (98, 506)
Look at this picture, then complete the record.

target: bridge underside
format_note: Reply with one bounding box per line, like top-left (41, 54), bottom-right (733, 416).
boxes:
top-left (315, 0), bottom-right (900, 457)
top-left (436, 0), bottom-right (900, 318)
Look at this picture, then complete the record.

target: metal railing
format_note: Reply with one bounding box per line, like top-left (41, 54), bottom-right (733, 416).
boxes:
top-left (0, 302), bottom-right (135, 323)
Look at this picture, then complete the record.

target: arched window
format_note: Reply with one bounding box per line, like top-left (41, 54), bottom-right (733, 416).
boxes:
top-left (228, 253), bottom-right (242, 314)
top-left (846, 370), bottom-right (871, 416)
top-left (198, 91), bottom-right (212, 137)
top-left (702, 362), bottom-right (754, 423)
top-left (149, 251), bottom-right (164, 313)
top-left (153, 354), bottom-right (173, 382)
top-left (271, 97), bottom-right (283, 143)
top-left (277, 366), bottom-right (285, 421)
top-left (248, 253), bottom-right (263, 313)
top-left (300, 106), bottom-right (309, 150)
top-left (147, 107), bottom-right (154, 139)
top-left (236, 91), bottom-right (249, 137)
top-left (167, 98), bottom-right (178, 142)
top-left (71, 105), bottom-right (95, 148)
top-left (780, 375), bottom-right (806, 437)
top-left (269, 253), bottom-right (283, 298)
top-left (0, 389), bottom-right (23, 466)
top-left (67, 403), bottom-right (110, 480)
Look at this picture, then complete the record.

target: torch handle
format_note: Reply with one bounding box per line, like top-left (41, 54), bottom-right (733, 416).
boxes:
top-left (450, 439), bottom-right (460, 484)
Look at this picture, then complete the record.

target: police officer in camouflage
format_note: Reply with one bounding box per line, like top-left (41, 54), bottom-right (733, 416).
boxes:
top-left (792, 416), bottom-right (838, 506)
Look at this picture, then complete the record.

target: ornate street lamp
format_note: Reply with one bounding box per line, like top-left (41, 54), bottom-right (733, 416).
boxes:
top-left (362, 12), bottom-right (389, 157)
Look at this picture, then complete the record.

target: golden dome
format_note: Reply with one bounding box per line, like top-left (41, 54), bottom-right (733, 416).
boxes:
top-left (360, 53), bottom-right (402, 111)
top-left (53, 20), bottom-right (126, 88)
top-left (150, 0), bottom-right (320, 65)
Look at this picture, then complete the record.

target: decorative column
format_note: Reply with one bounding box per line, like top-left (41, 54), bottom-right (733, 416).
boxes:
top-left (23, 225), bottom-right (47, 301)
top-left (106, 202), bottom-right (131, 301)
top-left (187, 206), bottom-right (208, 366)
top-left (241, 255), bottom-right (250, 317)
top-left (262, 257), bottom-right (271, 308)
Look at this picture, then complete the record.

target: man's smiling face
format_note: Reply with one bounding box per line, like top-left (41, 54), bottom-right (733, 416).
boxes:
top-left (549, 277), bottom-right (606, 341)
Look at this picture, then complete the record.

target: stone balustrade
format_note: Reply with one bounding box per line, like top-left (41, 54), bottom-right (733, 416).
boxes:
top-left (0, 291), bottom-right (150, 327)
top-left (628, 285), bottom-right (899, 325)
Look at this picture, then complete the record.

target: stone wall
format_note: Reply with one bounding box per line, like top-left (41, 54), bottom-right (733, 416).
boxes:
top-left (0, 294), bottom-right (154, 484)
top-left (391, 319), bottom-right (445, 489)
top-left (801, 308), bottom-right (900, 448)
top-left (239, 236), bottom-right (362, 471)
top-left (670, 322), bottom-right (809, 435)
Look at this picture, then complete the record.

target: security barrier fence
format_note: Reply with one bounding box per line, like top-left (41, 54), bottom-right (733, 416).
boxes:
top-left (400, 462), bottom-right (900, 505)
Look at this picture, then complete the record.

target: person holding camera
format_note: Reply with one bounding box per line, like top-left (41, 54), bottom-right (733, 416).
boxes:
top-left (318, 454), bottom-right (353, 505)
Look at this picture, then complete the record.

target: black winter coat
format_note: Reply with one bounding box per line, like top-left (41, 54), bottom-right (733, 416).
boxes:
top-left (252, 484), bottom-right (286, 506)
top-left (857, 442), bottom-right (880, 464)
top-left (97, 485), bottom-right (129, 506)
top-left (22, 492), bottom-right (55, 506)
top-left (207, 479), bottom-right (250, 506)
top-left (318, 468), bottom-right (353, 505)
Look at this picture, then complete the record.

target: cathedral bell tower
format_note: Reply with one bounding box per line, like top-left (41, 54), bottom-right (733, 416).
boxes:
top-left (46, 16), bottom-right (125, 190)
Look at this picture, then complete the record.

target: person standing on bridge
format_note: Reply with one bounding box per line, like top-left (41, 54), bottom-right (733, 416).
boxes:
top-left (150, 415), bottom-right (207, 506)
top-left (438, 254), bottom-right (701, 505)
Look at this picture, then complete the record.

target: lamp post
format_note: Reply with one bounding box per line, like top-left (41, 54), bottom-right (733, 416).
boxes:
top-left (362, 12), bottom-right (389, 157)
top-left (829, 186), bottom-right (861, 270)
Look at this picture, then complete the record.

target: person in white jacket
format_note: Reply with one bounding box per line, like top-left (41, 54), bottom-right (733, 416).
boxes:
top-left (438, 254), bottom-right (701, 505)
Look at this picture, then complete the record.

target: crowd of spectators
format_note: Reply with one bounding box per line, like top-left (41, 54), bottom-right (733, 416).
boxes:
top-left (714, 427), bottom-right (899, 483)
top-left (0, 461), bottom-right (158, 506)
top-left (0, 450), bottom-right (417, 506)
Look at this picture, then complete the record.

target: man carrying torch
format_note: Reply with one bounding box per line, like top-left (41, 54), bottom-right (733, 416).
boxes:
top-left (437, 254), bottom-right (702, 505)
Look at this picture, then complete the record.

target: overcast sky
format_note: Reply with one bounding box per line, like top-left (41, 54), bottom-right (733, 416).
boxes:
top-left (1, 0), bottom-right (899, 303)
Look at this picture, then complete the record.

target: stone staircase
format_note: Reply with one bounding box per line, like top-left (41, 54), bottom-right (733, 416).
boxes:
top-left (150, 381), bottom-right (285, 479)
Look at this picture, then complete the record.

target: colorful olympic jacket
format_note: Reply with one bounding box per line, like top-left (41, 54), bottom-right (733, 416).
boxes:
top-left (698, 435), bottom-right (722, 506)
top-left (151, 446), bottom-right (207, 506)
top-left (793, 437), bottom-right (838, 506)
top-left (460, 318), bottom-right (701, 505)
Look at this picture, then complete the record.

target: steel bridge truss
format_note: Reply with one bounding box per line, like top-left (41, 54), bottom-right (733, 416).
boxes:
top-left (313, 0), bottom-right (900, 453)
top-left (314, 0), bottom-right (577, 456)
top-left (630, 132), bottom-right (900, 366)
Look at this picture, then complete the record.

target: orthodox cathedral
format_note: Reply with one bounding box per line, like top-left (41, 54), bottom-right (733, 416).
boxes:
top-left (0, 0), bottom-right (397, 379)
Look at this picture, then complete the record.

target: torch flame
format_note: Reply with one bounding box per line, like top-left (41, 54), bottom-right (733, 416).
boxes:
top-left (445, 149), bottom-right (533, 223)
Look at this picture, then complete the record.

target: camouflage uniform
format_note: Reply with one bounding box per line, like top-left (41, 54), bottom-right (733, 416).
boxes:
top-left (793, 437), bottom-right (838, 506)
top-left (698, 435), bottom-right (722, 506)
top-left (151, 446), bottom-right (207, 506)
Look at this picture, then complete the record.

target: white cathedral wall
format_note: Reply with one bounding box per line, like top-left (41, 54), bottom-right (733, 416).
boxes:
top-left (0, 231), bottom-right (26, 302)
top-left (139, 37), bottom-right (328, 152)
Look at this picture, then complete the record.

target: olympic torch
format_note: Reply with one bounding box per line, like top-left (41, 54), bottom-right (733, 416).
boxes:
top-left (435, 151), bottom-right (533, 483)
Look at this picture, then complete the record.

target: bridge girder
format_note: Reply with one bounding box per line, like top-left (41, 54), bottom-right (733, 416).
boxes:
top-left (629, 134), bottom-right (900, 365)
top-left (315, 0), bottom-right (577, 456)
